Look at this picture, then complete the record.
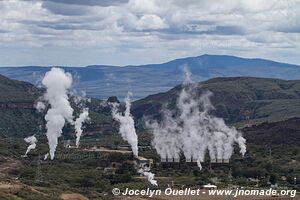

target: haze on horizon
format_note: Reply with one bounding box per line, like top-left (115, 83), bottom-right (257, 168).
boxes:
top-left (0, 0), bottom-right (299, 67)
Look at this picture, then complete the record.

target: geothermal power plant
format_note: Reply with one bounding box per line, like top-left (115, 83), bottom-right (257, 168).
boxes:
top-left (23, 66), bottom-right (246, 186)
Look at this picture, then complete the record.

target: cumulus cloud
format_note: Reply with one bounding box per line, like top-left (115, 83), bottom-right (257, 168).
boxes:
top-left (135, 14), bottom-right (169, 30)
top-left (128, 0), bottom-right (165, 14)
top-left (0, 0), bottom-right (299, 66)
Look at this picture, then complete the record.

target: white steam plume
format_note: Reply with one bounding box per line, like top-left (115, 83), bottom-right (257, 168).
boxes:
top-left (44, 153), bottom-right (49, 160)
top-left (42, 67), bottom-right (74, 160)
top-left (35, 101), bottom-right (46, 112)
top-left (182, 65), bottom-right (193, 85)
top-left (111, 92), bottom-right (158, 185)
top-left (146, 66), bottom-right (246, 170)
top-left (75, 108), bottom-right (90, 148)
top-left (138, 167), bottom-right (158, 186)
top-left (22, 135), bottom-right (37, 157)
top-left (111, 92), bottom-right (138, 157)
top-left (148, 109), bottom-right (182, 161)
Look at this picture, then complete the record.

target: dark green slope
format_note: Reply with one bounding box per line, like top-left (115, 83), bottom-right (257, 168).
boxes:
top-left (243, 117), bottom-right (300, 146)
top-left (0, 74), bottom-right (114, 138)
top-left (0, 74), bottom-right (42, 137)
top-left (0, 74), bottom-right (41, 103)
top-left (132, 77), bottom-right (300, 127)
top-left (230, 118), bottom-right (300, 185)
top-left (1, 74), bottom-right (300, 137)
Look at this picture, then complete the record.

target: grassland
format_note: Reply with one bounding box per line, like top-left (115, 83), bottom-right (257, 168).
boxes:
top-left (0, 116), bottom-right (299, 200)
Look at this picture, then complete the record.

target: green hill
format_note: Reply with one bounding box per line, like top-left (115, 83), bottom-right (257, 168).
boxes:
top-left (0, 74), bottom-right (41, 103)
top-left (1, 74), bottom-right (300, 138)
top-left (237, 118), bottom-right (300, 184)
top-left (0, 75), bottom-right (42, 137)
top-left (132, 77), bottom-right (300, 127)
top-left (0, 74), bottom-right (114, 138)
top-left (243, 117), bottom-right (300, 146)
top-left (0, 75), bottom-right (299, 197)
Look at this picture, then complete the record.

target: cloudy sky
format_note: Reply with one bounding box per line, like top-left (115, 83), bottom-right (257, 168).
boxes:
top-left (0, 0), bottom-right (299, 66)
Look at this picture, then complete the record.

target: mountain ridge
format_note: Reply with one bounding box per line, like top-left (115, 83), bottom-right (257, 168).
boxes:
top-left (3, 54), bottom-right (299, 68)
top-left (0, 54), bottom-right (300, 100)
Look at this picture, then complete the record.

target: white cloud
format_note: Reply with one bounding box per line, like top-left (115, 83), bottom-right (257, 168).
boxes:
top-left (135, 14), bottom-right (169, 30)
top-left (0, 0), bottom-right (299, 66)
top-left (128, 0), bottom-right (166, 14)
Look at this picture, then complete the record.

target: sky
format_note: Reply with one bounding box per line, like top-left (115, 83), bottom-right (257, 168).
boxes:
top-left (0, 0), bottom-right (299, 67)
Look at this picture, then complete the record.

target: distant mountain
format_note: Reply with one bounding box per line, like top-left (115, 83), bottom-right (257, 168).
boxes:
top-left (132, 77), bottom-right (300, 127)
top-left (0, 54), bottom-right (299, 100)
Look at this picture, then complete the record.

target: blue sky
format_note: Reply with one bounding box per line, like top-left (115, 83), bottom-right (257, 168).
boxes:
top-left (0, 0), bottom-right (299, 66)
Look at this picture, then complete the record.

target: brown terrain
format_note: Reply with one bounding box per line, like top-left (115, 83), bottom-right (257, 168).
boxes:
top-left (60, 193), bottom-right (89, 200)
top-left (116, 193), bottom-right (299, 200)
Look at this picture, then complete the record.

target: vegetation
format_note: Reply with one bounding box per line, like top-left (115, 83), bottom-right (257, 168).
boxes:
top-left (132, 77), bottom-right (300, 128)
top-left (0, 74), bottom-right (115, 138)
top-left (0, 116), bottom-right (299, 199)
top-left (0, 74), bottom-right (299, 199)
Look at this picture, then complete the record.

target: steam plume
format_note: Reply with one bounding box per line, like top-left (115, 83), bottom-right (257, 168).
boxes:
top-left (146, 66), bottom-right (246, 169)
top-left (22, 135), bottom-right (37, 157)
top-left (44, 153), bottom-right (49, 160)
top-left (41, 67), bottom-right (74, 160)
top-left (111, 92), bottom-right (138, 157)
top-left (75, 108), bottom-right (90, 148)
top-left (111, 92), bottom-right (157, 185)
top-left (35, 101), bottom-right (46, 112)
top-left (138, 167), bottom-right (158, 186)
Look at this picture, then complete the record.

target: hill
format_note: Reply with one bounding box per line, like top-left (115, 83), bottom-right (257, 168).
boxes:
top-left (0, 74), bottom-right (43, 137)
top-left (0, 54), bottom-right (300, 100)
top-left (1, 74), bottom-right (300, 138)
top-left (0, 74), bottom-right (41, 103)
top-left (0, 74), bottom-right (114, 138)
top-left (132, 77), bottom-right (300, 127)
top-left (0, 75), bottom-right (299, 199)
top-left (243, 117), bottom-right (300, 146)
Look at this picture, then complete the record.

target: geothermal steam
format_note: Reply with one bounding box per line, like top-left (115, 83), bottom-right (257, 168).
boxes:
top-left (146, 66), bottom-right (246, 169)
top-left (72, 92), bottom-right (90, 148)
top-left (111, 92), bottom-right (138, 157)
top-left (75, 108), bottom-right (90, 148)
top-left (22, 135), bottom-right (37, 157)
top-left (44, 153), bottom-right (49, 160)
top-left (138, 167), bottom-right (158, 186)
top-left (41, 67), bottom-right (74, 160)
top-left (111, 92), bottom-right (157, 186)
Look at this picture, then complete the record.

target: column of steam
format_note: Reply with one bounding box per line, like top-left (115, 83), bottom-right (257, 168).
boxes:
top-left (41, 67), bottom-right (74, 160)
top-left (111, 92), bottom-right (157, 186)
top-left (75, 108), bottom-right (90, 148)
top-left (146, 66), bottom-right (246, 170)
top-left (72, 93), bottom-right (90, 148)
top-left (111, 92), bottom-right (138, 157)
top-left (22, 135), bottom-right (37, 157)
top-left (178, 66), bottom-right (247, 166)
